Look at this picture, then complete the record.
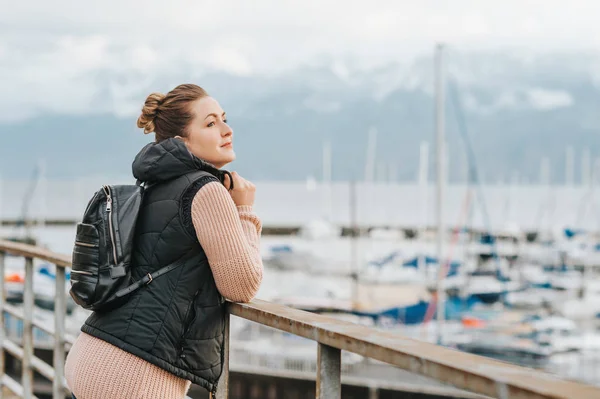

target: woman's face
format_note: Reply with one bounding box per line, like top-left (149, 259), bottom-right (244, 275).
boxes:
top-left (181, 96), bottom-right (235, 168)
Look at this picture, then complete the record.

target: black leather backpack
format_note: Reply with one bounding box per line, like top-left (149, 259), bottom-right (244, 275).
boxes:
top-left (69, 182), bottom-right (183, 311)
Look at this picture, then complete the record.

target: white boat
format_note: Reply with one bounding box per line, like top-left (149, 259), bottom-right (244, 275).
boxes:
top-left (554, 281), bottom-right (600, 319)
top-left (516, 316), bottom-right (600, 353)
top-left (505, 288), bottom-right (563, 309)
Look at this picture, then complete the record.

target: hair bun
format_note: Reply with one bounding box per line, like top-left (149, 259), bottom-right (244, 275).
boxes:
top-left (137, 92), bottom-right (166, 134)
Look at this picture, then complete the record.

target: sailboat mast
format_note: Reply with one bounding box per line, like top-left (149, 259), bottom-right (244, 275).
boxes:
top-left (435, 43), bottom-right (446, 344)
top-left (566, 146), bottom-right (574, 186)
top-left (418, 141), bottom-right (429, 275)
top-left (38, 159), bottom-right (47, 230)
top-left (364, 127), bottom-right (377, 183)
top-left (322, 140), bottom-right (332, 221)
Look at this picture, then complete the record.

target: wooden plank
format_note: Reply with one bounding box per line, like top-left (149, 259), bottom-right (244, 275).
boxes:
top-left (0, 240), bottom-right (71, 268)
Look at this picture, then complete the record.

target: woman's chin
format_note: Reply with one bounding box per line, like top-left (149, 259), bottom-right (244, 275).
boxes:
top-left (214, 153), bottom-right (236, 169)
top-left (225, 151), bottom-right (236, 164)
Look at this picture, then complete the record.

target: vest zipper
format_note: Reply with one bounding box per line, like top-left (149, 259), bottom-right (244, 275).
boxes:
top-left (183, 291), bottom-right (200, 337)
top-left (178, 289), bottom-right (200, 358)
top-left (102, 185), bottom-right (118, 265)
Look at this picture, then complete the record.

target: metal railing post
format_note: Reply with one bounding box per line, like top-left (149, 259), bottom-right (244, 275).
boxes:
top-left (53, 266), bottom-right (66, 399)
top-left (316, 343), bottom-right (341, 399)
top-left (215, 312), bottom-right (230, 399)
top-left (0, 251), bottom-right (5, 399)
top-left (22, 257), bottom-right (34, 399)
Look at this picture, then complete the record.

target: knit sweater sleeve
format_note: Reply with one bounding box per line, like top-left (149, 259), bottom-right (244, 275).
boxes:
top-left (191, 181), bottom-right (263, 302)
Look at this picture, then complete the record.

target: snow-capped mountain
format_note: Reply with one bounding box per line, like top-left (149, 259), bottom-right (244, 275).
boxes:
top-left (2, 51), bottom-right (600, 183)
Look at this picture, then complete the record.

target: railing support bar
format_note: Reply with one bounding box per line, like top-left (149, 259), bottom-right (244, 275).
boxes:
top-left (2, 374), bottom-right (39, 399)
top-left (3, 303), bottom-right (77, 345)
top-left (53, 266), bottom-right (66, 399)
top-left (23, 257), bottom-right (34, 399)
top-left (316, 343), bottom-right (341, 399)
top-left (0, 252), bottom-right (5, 399)
top-left (215, 312), bottom-right (230, 399)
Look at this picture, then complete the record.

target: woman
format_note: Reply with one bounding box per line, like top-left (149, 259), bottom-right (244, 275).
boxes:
top-left (65, 84), bottom-right (263, 399)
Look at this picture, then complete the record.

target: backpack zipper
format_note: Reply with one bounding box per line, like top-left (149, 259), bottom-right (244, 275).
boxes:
top-left (102, 185), bottom-right (118, 265)
top-left (71, 270), bottom-right (96, 276)
top-left (74, 241), bottom-right (98, 248)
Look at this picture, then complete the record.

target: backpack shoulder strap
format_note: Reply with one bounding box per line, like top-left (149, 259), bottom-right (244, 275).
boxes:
top-left (114, 250), bottom-right (197, 298)
top-left (114, 260), bottom-right (181, 298)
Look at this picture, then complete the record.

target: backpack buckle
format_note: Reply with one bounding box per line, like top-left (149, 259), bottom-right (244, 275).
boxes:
top-left (145, 273), bottom-right (153, 285)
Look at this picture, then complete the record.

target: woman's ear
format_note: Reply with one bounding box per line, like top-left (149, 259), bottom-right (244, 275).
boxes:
top-left (174, 135), bottom-right (189, 148)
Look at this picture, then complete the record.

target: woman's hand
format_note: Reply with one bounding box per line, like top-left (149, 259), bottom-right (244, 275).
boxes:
top-left (224, 172), bottom-right (255, 207)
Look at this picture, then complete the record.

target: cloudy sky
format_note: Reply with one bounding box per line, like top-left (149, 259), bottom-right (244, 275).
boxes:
top-left (2, 0), bottom-right (600, 121)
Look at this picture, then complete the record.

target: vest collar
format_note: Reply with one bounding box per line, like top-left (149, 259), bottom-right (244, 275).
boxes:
top-left (132, 138), bottom-right (230, 186)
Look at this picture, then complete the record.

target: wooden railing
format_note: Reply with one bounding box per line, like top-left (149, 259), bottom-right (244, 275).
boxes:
top-left (1, 239), bottom-right (600, 399)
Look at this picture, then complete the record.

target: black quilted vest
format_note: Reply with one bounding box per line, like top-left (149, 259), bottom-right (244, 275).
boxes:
top-left (81, 138), bottom-right (229, 394)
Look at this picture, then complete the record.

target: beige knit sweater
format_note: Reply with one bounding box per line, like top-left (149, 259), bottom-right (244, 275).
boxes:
top-left (65, 181), bottom-right (263, 399)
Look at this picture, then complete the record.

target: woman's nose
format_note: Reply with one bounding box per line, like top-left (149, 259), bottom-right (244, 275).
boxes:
top-left (222, 124), bottom-right (233, 137)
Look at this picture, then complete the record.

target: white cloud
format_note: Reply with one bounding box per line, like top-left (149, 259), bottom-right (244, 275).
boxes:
top-left (459, 13), bottom-right (491, 36)
top-left (4, 1), bottom-right (600, 66)
top-left (462, 91), bottom-right (517, 115)
top-left (129, 45), bottom-right (159, 72)
top-left (463, 87), bottom-right (574, 114)
top-left (330, 61), bottom-right (351, 82)
top-left (0, 0), bottom-right (599, 121)
top-left (55, 35), bottom-right (110, 70)
top-left (206, 47), bottom-right (253, 77)
top-left (0, 35), bottom-right (110, 120)
top-left (526, 88), bottom-right (574, 110)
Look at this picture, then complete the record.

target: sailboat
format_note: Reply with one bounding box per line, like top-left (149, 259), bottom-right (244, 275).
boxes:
top-left (2, 161), bottom-right (47, 246)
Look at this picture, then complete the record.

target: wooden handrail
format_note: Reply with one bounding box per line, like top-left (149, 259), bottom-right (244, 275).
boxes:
top-left (0, 239), bottom-right (71, 267)
top-left (2, 239), bottom-right (600, 398)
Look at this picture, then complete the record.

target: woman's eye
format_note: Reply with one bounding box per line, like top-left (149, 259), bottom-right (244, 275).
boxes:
top-left (223, 119), bottom-right (228, 124)
top-left (207, 122), bottom-right (215, 127)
